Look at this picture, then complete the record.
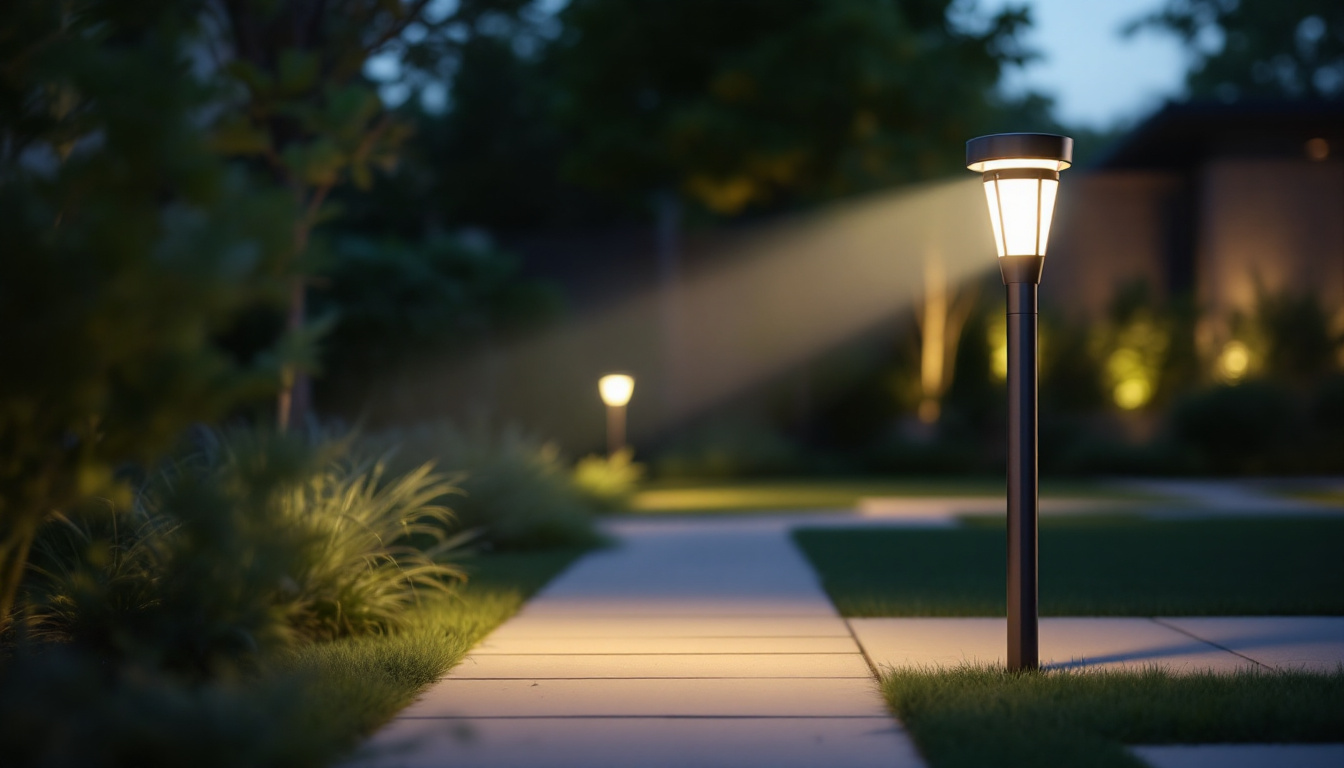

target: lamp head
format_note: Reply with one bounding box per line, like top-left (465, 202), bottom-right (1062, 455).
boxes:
top-left (966, 133), bottom-right (1073, 264)
top-left (599, 374), bottom-right (634, 407)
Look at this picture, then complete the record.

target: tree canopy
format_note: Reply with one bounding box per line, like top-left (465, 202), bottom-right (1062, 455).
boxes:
top-left (1128, 0), bottom-right (1344, 101)
top-left (548, 0), bottom-right (1035, 215)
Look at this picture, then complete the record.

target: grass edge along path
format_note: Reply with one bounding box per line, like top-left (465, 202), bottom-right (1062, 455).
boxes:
top-left (259, 547), bottom-right (589, 765)
top-left (882, 664), bottom-right (1344, 768)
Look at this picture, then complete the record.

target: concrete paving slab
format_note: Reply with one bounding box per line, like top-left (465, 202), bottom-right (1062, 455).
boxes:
top-left (398, 678), bottom-right (889, 718)
top-left (1157, 617), bottom-right (1344, 673)
top-left (515, 598), bottom-right (837, 617)
top-left (354, 511), bottom-right (929, 767)
top-left (350, 716), bottom-right (923, 768)
top-left (851, 617), bottom-right (1255, 673)
top-left (448, 653), bottom-right (872, 679)
top-left (1131, 744), bottom-right (1344, 768)
top-left (1116, 479), bottom-right (1344, 517)
top-left (471, 635), bottom-right (859, 655)
top-left (487, 615), bottom-right (852, 638)
top-left (536, 531), bottom-right (830, 602)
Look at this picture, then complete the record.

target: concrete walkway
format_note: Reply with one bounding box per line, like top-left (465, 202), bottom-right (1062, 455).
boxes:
top-left (350, 517), bottom-right (926, 768)
top-left (349, 507), bottom-right (1344, 767)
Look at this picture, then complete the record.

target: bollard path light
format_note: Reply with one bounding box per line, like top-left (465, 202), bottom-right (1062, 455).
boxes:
top-left (967, 132), bottom-right (1072, 672)
top-left (598, 374), bottom-right (635, 456)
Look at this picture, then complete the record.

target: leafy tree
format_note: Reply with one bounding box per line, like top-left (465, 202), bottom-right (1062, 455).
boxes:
top-left (1126, 0), bottom-right (1344, 101)
top-left (205, 0), bottom-right (544, 427)
top-left (0, 0), bottom-right (296, 629)
top-left (548, 0), bottom-right (1034, 216)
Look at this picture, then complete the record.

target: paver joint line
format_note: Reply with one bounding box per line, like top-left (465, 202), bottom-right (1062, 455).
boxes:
top-left (393, 715), bottom-right (902, 721)
top-left (472, 652), bottom-right (865, 656)
top-left (1149, 616), bottom-right (1273, 671)
top-left (449, 676), bottom-right (875, 680)
top-left (844, 617), bottom-right (885, 679)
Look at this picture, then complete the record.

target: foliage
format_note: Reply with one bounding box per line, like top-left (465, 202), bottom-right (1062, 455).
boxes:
top-left (884, 665), bottom-right (1344, 768)
top-left (314, 234), bottom-right (563, 421)
top-left (0, 547), bottom-right (586, 768)
top-left (0, 0), bottom-right (298, 629)
top-left (572, 448), bottom-right (646, 510)
top-left (549, 0), bottom-right (1036, 215)
top-left (1127, 0), bottom-right (1344, 101)
top-left (1253, 289), bottom-right (1342, 383)
top-left (794, 517), bottom-right (1344, 617)
top-left (653, 416), bottom-right (812, 479)
top-left (20, 429), bottom-right (465, 678)
top-left (1088, 282), bottom-right (1200, 413)
top-left (1169, 380), bottom-right (1298, 474)
top-left (373, 422), bottom-right (604, 550)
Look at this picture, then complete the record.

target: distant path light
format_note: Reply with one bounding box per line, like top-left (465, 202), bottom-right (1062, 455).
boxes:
top-left (598, 374), bottom-right (635, 455)
top-left (966, 132), bottom-right (1073, 674)
top-left (599, 374), bottom-right (634, 407)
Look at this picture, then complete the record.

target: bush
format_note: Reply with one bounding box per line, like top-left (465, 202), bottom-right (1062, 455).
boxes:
top-left (372, 421), bottom-right (604, 550)
top-left (20, 429), bottom-right (465, 676)
top-left (573, 448), bottom-right (646, 510)
top-left (0, 643), bottom-right (339, 768)
top-left (653, 417), bottom-right (811, 479)
top-left (1169, 381), bottom-right (1296, 474)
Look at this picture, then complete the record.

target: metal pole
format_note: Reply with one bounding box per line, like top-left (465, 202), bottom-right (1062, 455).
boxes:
top-left (607, 403), bottom-right (626, 456)
top-left (1006, 281), bottom-right (1039, 671)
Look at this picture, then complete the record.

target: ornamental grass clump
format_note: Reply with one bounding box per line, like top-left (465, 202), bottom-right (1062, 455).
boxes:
top-left (20, 428), bottom-right (466, 676)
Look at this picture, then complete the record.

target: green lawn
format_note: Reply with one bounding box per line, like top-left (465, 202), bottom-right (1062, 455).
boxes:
top-left (630, 476), bottom-right (1144, 514)
top-left (794, 517), bottom-right (1344, 616)
top-left (883, 666), bottom-right (1344, 768)
top-left (264, 547), bottom-right (588, 763)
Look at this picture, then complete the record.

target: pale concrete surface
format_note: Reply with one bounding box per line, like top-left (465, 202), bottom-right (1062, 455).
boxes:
top-left (850, 617), bottom-right (1259, 673)
top-left (1157, 617), bottom-right (1344, 673)
top-left (851, 617), bottom-right (1344, 674)
top-left (447, 653), bottom-right (872, 679)
top-left (484, 615), bottom-right (851, 638)
top-left (470, 635), bottom-right (858, 655)
top-left (1116, 479), bottom-right (1344, 516)
top-left (355, 717), bottom-right (921, 768)
top-left (1131, 744), bottom-right (1344, 768)
top-left (351, 517), bottom-right (926, 767)
top-left (399, 678), bottom-right (887, 718)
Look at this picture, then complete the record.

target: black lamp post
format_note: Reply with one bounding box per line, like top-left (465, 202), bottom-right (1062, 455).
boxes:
top-left (966, 133), bottom-right (1073, 672)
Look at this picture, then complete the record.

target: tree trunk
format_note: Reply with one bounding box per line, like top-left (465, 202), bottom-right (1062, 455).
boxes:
top-left (655, 189), bottom-right (683, 420)
top-left (277, 276), bottom-right (311, 431)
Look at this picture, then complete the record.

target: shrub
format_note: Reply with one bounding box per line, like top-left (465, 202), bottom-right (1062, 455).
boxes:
top-left (372, 421), bottom-right (604, 550)
top-left (1169, 381), bottom-right (1295, 474)
top-left (653, 417), bottom-right (809, 479)
top-left (20, 429), bottom-right (465, 676)
top-left (573, 448), bottom-right (646, 510)
top-left (0, 642), bottom-right (339, 768)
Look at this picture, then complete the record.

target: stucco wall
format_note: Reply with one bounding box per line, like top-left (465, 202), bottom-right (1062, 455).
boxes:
top-left (1041, 171), bottom-right (1184, 317)
top-left (1195, 157), bottom-right (1344, 324)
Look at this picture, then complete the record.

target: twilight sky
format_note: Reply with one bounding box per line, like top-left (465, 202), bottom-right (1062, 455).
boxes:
top-left (986, 0), bottom-right (1192, 129)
